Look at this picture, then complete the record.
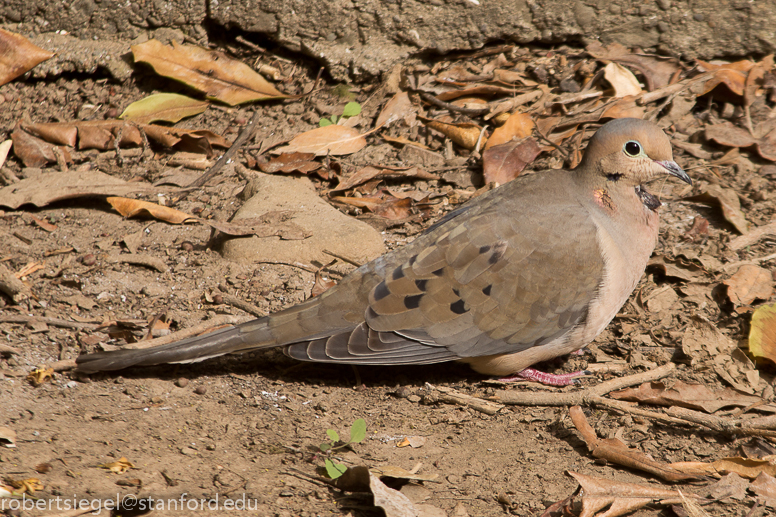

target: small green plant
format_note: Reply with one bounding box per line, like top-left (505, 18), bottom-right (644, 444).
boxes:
top-left (319, 418), bottom-right (366, 479)
top-left (319, 101), bottom-right (362, 127)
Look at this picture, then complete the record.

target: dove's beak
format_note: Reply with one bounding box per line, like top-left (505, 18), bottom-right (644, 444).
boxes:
top-left (655, 160), bottom-right (691, 185)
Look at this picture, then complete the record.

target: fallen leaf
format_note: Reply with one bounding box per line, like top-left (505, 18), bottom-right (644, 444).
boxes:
top-left (376, 91), bottom-right (414, 128)
top-left (107, 197), bottom-right (195, 224)
top-left (685, 185), bottom-right (749, 234)
top-left (274, 125), bottom-right (367, 156)
top-left (484, 111), bottom-right (534, 150)
top-left (751, 472), bottom-right (776, 508)
top-left (603, 62), bottom-right (643, 97)
top-left (257, 152), bottom-right (322, 175)
top-left (419, 116), bottom-right (485, 151)
top-left (11, 125), bottom-right (69, 167)
top-left (3, 477), bottom-right (43, 495)
top-left (567, 471), bottom-right (691, 517)
top-left (332, 165), bottom-right (437, 192)
top-left (397, 436), bottom-right (427, 448)
top-left (132, 39), bottom-right (286, 105)
top-left (724, 265), bottom-right (774, 305)
top-left (705, 122), bottom-right (776, 162)
top-left (482, 138), bottom-right (541, 185)
top-left (587, 42), bottom-right (680, 90)
top-left (26, 367), bottom-right (54, 386)
top-left (609, 380), bottom-right (763, 413)
top-left (749, 303), bottom-right (776, 365)
top-left (100, 457), bottom-right (135, 474)
top-left (570, 406), bottom-right (698, 482)
top-left (0, 427), bottom-right (16, 448)
top-left (0, 170), bottom-right (172, 210)
top-left (120, 93), bottom-right (209, 124)
top-left (0, 29), bottom-right (54, 86)
top-left (712, 457), bottom-right (776, 479)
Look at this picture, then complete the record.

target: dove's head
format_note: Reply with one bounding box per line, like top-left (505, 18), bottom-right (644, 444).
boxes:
top-left (578, 118), bottom-right (691, 187)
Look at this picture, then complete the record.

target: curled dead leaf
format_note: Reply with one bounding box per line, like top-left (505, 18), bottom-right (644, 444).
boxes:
top-left (132, 39), bottom-right (286, 105)
top-left (274, 125), bottom-right (367, 156)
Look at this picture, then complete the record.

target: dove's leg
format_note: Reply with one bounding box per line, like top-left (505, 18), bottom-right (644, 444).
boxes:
top-left (498, 368), bottom-right (589, 386)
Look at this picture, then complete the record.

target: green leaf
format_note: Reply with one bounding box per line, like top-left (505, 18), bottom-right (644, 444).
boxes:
top-left (330, 115), bottom-right (339, 124)
top-left (342, 102), bottom-right (362, 118)
top-left (319, 442), bottom-right (331, 452)
top-left (326, 429), bottom-right (340, 442)
top-left (349, 418), bottom-right (366, 444)
top-left (324, 459), bottom-right (347, 479)
top-left (119, 93), bottom-right (209, 124)
top-left (319, 117), bottom-right (333, 127)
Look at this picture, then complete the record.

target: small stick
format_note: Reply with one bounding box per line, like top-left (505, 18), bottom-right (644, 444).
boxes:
top-left (418, 91), bottom-right (490, 116)
top-left (220, 293), bottom-right (266, 318)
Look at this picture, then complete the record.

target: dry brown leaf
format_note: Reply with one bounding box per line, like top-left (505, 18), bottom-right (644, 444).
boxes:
top-left (587, 42), bottom-right (679, 90)
top-left (609, 380), bottom-right (763, 413)
top-left (749, 303), bottom-right (776, 365)
top-left (100, 457), bottom-right (135, 474)
top-left (257, 152), bottom-right (322, 175)
top-left (724, 265), bottom-right (774, 305)
top-left (567, 471), bottom-right (690, 517)
top-left (435, 84), bottom-right (519, 101)
top-left (396, 436), bottom-right (427, 448)
top-left (332, 165), bottom-right (437, 192)
top-left (419, 116), bottom-right (484, 151)
top-left (0, 427), bottom-right (16, 448)
top-left (705, 121), bottom-right (776, 162)
top-left (685, 185), bottom-right (749, 234)
top-left (376, 91), bottom-right (414, 128)
top-left (311, 271), bottom-right (337, 297)
top-left (132, 39), bottom-right (286, 105)
top-left (11, 126), bottom-right (71, 167)
top-left (712, 457), bottom-right (776, 479)
top-left (570, 406), bottom-right (698, 482)
top-left (603, 62), bottom-right (643, 97)
top-left (26, 367), bottom-right (54, 386)
top-left (751, 472), bottom-right (776, 507)
top-left (274, 125), bottom-right (367, 156)
top-left (484, 111), bottom-right (534, 150)
top-left (107, 197), bottom-right (195, 224)
top-left (482, 138), bottom-right (541, 185)
top-left (0, 170), bottom-right (169, 210)
top-left (0, 29), bottom-right (54, 86)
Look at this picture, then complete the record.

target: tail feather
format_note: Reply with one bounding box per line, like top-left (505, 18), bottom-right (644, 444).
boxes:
top-left (75, 323), bottom-right (276, 373)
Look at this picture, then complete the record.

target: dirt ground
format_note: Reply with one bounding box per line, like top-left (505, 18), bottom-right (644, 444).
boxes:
top-left (2, 5), bottom-right (776, 517)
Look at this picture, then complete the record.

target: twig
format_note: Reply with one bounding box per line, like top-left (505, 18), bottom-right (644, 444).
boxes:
top-left (106, 253), bottom-right (168, 273)
top-left (722, 252), bottom-right (776, 272)
top-left (220, 293), bottom-right (266, 318)
top-left (253, 259), bottom-right (319, 273)
top-left (425, 383), bottom-right (505, 415)
top-left (322, 249), bottom-right (364, 268)
top-left (0, 261), bottom-right (31, 303)
top-left (0, 315), bottom-right (99, 330)
top-left (728, 219), bottom-right (776, 250)
top-left (417, 91), bottom-right (490, 116)
top-left (494, 363), bottom-right (676, 406)
top-left (534, 127), bottom-right (570, 160)
top-left (173, 108), bottom-right (263, 204)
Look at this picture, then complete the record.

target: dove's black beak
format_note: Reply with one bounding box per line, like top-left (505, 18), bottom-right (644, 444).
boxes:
top-left (655, 160), bottom-right (691, 185)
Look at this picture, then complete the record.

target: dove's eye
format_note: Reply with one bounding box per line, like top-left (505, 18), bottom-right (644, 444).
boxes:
top-left (624, 141), bottom-right (642, 156)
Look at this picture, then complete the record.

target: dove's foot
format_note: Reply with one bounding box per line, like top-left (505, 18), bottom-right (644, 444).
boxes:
top-left (498, 368), bottom-right (590, 386)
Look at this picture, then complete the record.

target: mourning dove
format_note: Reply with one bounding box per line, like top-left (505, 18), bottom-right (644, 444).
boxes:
top-left (77, 118), bottom-right (690, 385)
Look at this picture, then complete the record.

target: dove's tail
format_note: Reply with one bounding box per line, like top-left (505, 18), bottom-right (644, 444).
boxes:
top-left (75, 320), bottom-right (277, 373)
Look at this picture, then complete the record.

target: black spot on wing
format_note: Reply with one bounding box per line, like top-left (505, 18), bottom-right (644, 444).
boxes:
top-left (392, 265), bottom-right (405, 280)
top-left (415, 279), bottom-right (428, 291)
top-left (373, 281), bottom-right (390, 301)
top-left (450, 299), bottom-right (468, 314)
top-left (479, 245), bottom-right (491, 254)
top-left (482, 285), bottom-right (492, 296)
top-left (404, 294), bottom-right (423, 309)
top-left (432, 268), bottom-right (445, 276)
top-left (489, 240), bottom-right (508, 265)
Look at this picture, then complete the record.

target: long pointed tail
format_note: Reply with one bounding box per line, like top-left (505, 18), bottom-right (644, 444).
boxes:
top-left (75, 321), bottom-right (276, 373)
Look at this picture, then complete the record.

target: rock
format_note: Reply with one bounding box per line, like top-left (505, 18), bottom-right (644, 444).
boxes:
top-left (222, 173), bottom-right (385, 270)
